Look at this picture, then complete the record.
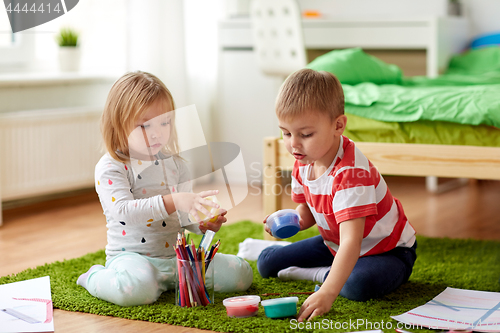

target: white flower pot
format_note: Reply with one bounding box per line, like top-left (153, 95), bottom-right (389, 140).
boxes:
top-left (58, 47), bottom-right (81, 72)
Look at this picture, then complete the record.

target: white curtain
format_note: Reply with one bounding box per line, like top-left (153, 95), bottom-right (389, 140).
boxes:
top-left (127, 0), bottom-right (224, 144)
top-left (182, 0), bottom-right (225, 143)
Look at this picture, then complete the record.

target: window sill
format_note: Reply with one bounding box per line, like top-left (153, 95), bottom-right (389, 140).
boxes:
top-left (0, 72), bottom-right (118, 88)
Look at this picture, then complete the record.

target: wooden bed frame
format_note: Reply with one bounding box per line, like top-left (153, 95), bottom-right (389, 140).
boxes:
top-left (263, 137), bottom-right (500, 217)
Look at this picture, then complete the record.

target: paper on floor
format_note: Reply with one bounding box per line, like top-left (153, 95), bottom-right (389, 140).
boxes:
top-left (0, 276), bottom-right (54, 332)
top-left (392, 287), bottom-right (500, 333)
top-left (237, 238), bottom-right (291, 261)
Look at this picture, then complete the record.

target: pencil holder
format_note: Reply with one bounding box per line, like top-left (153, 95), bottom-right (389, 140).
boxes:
top-left (175, 258), bottom-right (214, 307)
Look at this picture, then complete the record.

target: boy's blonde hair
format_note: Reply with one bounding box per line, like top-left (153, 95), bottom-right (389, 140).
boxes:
top-left (276, 68), bottom-right (344, 121)
top-left (101, 71), bottom-right (180, 162)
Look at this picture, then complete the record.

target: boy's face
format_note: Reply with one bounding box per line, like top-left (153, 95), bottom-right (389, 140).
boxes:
top-left (128, 100), bottom-right (173, 160)
top-left (279, 111), bottom-right (346, 169)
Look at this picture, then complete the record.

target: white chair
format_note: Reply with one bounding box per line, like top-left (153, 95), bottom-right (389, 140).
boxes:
top-left (250, 0), bottom-right (307, 78)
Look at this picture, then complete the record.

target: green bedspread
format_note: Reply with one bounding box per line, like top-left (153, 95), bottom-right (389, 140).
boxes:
top-left (344, 113), bottom-right (500, 147)
top-left (343, 83), bottom-right (500, 128)
top-left (308, 47), bottom-right (500, 129)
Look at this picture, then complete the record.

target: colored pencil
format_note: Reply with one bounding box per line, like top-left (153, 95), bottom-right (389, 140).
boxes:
top-left (206, 244), bottom-right (215, 262)
top-left (174, 246), bottom-right (184, 306)
top-left (174, 231), bottom-right (218, 307)
top-left (190, 239), bottom-right (197, 261)
top-left (201, 250), bottom-right (206, 283)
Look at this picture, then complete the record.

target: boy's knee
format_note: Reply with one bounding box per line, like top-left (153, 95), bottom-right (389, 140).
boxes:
top-left (257, 246), bottom-right (281, 278)
top-left (339, 269), bottom-right (400, 302)
top-left (340, 277), bottom-right (374, 302)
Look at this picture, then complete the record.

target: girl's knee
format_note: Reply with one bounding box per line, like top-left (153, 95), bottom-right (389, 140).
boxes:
top-left (108, 269), bottom-right (162, 306)
top-left (257, 246), bottom-right (281, 278)
top-left (89, 253), bottom-right (164, 306)
top-left (212, 254), bottom-right (253, 292)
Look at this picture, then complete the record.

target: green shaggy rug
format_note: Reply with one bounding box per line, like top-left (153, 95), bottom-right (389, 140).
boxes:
top-left (1, 221), bottom-right (499, 333)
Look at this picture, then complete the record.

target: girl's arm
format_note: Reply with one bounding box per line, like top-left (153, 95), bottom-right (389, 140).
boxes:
top-left (162, 191), bottom-right (219, 218)
top-left (297, 217), bottom-right (365, 322)
top-left (167, 158), bottom-right (225, 233)
top-left (96, 157), bottom-right (219, 226)
top-left (96, 160), bottom-right (170, 224)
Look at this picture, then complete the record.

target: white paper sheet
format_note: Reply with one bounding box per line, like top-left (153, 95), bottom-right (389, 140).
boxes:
top-left (0, 276), bottom-right (54, 332)
top-left (392, 287), bottom-right (500, 333)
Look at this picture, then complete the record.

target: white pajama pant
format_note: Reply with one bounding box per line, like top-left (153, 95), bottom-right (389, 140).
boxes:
top-left (82, 251), bottom-right (253, 306)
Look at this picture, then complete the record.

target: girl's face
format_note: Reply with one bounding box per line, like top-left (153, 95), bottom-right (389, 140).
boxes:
top-left (128, 100), bottom-right (173, 160)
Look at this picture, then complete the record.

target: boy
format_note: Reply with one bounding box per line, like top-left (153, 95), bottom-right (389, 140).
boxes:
top-left (257, 69), bottom-right (416, 322)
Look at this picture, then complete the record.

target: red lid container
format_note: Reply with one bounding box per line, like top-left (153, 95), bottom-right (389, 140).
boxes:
top-left (222, 295), bottom-right (261, 318)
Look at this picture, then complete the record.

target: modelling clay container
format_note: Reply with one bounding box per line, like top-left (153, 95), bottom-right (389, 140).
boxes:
top-left (266, 209), bottom-right (300, 239)
top-left (223, 295), bottom-right (261, 318)
top-left (189, 195), bottom-right (221, 225)
top-left (261, 297), bottom-right (299, 318)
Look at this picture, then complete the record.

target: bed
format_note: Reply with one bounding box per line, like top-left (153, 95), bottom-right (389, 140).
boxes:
top-left (262, 47), bottom-right (500, 217)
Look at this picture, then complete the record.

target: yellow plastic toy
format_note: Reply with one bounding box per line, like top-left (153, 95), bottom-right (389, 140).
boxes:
top-left (189, 195), bottom-right (221, 225)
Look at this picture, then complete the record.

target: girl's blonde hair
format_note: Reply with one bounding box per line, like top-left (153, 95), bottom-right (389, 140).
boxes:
top-left (101, 71), bottom-right (181, 162)
top-left (276, 68), bottom-right (344, 121)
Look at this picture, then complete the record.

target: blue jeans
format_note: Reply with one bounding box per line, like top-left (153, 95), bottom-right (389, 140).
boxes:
top-left (257, 235), bottom-right (417, 301)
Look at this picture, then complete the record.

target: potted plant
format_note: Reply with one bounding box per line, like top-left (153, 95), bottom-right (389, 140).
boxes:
top-left (448, 0), bottom-right (462, 16)
top-left (56, 27), bottom-right (81, 72)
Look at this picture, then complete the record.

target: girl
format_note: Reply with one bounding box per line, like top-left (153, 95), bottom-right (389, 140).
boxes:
top-left (77, 71), bottom-right (253, 306)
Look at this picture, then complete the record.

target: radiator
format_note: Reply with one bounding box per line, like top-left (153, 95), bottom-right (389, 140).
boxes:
top-left (0, 107), bottom-right (103, 206)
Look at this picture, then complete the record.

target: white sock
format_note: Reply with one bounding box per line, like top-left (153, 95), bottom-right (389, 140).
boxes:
top-left (76, 264), bottom-right (104, 289)
top-left (277, 266), bottom-right (330, 283)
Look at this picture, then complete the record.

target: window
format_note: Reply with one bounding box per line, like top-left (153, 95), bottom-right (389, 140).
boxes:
top-left (0, 8), bottom-right (13, 47)
top-left (0, 7), bottom-right (35, 67)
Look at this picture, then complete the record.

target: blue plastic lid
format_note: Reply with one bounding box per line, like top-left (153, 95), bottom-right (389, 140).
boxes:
top-left (261, 297), bottom-right (298, 307)
top-left (267, 209), bottom-right (300, 239)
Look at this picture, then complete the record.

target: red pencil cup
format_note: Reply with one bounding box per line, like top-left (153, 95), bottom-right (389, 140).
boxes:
top-left (175, 258), bottom-right (214, 307)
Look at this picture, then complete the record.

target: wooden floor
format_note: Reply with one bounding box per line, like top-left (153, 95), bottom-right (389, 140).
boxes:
top-left (0, 177), bottom-right (499, 332)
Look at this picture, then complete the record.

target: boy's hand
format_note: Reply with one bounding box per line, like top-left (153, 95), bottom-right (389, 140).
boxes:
top-left (263, 212), bottom-right (305, 236)
top-left (297, 289), bottom-right (337, 322)
top-left (262, 214), bottom-right (272, 235)
top-left (199, 209), bottom-right (227, 233)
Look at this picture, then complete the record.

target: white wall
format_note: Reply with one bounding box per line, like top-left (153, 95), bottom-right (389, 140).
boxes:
top-left (297, 0), bottom-right (449, 19)
top-left (462, 0), bottom-right (500, 38)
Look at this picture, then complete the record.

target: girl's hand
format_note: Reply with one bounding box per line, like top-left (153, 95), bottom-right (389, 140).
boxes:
top-left (166, 190), bottom-right (220, 220)
top-left (297, 289), bottom-right (337, 322)
top-left (199, 209), bottom-right (227, 233)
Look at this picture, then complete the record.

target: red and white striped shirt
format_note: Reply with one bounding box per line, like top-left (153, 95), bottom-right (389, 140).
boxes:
top-left (291, 136), bottom-right (416, 257)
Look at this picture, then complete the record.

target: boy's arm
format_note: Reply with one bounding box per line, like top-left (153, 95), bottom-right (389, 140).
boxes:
top-left (296, 203), bottom-right (316, 230)
top-left (297, 217), bottom-right (365, 322)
